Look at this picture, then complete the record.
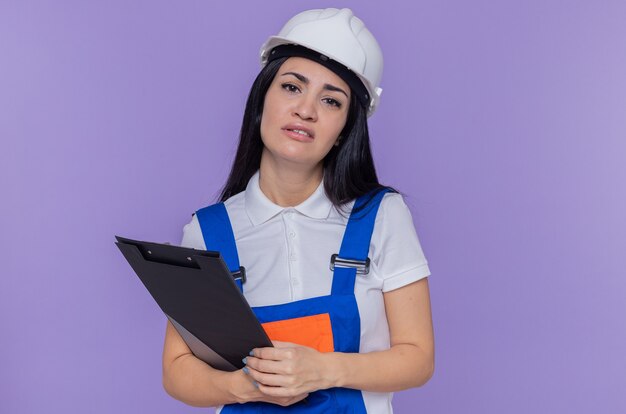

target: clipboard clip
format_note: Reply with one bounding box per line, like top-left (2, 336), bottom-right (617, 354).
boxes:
top-left (329, 254), bottom-right (370, 275)
top-left (232, 266), bottom-right (246, 284)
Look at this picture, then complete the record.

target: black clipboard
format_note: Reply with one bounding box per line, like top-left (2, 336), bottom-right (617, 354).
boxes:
top-left (115, 236), bottom-right (272, 371)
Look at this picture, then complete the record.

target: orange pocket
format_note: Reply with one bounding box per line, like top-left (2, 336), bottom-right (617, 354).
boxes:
top-left (261, 313), bottom-right (334, 353)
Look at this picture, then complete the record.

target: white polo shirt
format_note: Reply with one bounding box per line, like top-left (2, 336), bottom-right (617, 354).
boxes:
top-left (181, 171), bottom-right (430, 413)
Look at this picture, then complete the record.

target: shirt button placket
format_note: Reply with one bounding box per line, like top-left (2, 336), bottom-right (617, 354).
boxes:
top-left (283, 210), bottom-right (300, 299)
top-left (290, 228), bottom-right (301, 296)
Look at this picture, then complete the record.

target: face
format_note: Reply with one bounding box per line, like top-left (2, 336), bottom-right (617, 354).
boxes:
top-left (260, 57), bottom-right (351, 169)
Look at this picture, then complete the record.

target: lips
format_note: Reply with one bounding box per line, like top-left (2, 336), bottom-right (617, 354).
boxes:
top-left (282, 124), bottom-right (315, 139)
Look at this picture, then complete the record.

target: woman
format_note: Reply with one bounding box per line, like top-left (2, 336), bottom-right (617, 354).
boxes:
top-left (162, 8), bottom-right (434, 413)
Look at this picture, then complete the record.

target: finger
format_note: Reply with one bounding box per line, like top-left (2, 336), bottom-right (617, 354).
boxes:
top-left (252, 346), bottom-right (296, 361)
top-left (245, 365), bottom-right (293, 388)
top-left (291, 393), bottom-right (309, 404)
top-left (245, 355), bottom-right (287, 374)
top-left (265, 394), bottom-right (306, 407)
top-left (257, 383), bottom-right (296, 398)
top-left (272, 393), bottom-right (309, 406)
top-left (271, 340), bottom-right (301, 348)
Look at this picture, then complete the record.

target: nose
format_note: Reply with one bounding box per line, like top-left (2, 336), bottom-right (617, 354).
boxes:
top-left (293, 94), bottom-right (318, 122)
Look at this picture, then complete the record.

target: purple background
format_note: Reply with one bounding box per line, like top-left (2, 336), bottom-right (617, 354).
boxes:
top-left (2, 1), bottom-right (625, 412)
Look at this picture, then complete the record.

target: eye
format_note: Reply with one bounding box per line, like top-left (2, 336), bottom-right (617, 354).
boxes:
top-left (281, 83), bottom-right (300, 93)
top-left (323, 97), bottom-right (342, 109)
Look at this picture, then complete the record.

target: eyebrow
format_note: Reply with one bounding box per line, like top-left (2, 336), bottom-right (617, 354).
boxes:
top-left (280, 71), bottom-right (349, 99)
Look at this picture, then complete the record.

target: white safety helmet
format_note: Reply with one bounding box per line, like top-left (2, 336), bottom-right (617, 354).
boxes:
top-left (260, 8), bottom-right (384, 116)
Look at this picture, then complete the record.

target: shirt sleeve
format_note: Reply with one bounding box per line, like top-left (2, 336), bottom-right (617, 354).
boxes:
top-left (180, 213), bottom-right (207, 250)
top-left (371, 193), bottom-right (431, 292)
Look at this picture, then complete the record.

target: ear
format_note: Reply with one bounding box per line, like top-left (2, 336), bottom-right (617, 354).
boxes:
top-left (334, 135), bottom-right (342, 147)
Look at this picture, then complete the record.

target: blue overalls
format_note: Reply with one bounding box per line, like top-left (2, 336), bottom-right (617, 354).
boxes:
top-left (196, 188), bottom-right (390, 413)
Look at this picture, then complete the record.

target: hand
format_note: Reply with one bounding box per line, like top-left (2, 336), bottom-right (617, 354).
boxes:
top-left (231, 369), bottom-right (308, 406)
top-left (243, 341), bottom-right (335, 398)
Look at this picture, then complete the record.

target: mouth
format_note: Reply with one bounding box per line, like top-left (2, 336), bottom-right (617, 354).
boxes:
top-left (282, 125), bottom-right (315, 139)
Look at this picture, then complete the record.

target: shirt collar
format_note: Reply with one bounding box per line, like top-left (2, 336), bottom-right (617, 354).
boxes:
top-left (245, 171), bottom-right (333, 226)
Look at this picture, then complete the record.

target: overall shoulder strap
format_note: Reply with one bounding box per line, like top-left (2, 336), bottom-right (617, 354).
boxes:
top-left (331, 188), bottom-right (392, 296)
top-left (195, 203), bottom-right (243, 291)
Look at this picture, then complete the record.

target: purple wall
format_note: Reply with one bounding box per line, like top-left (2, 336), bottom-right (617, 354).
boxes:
top-left (2, 1), bottom-right (625, 412)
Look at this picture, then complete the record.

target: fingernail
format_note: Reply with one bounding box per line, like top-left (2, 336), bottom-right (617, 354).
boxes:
top-left (242, 357), bottom-right (248, 365)
top-left (252, 380), bottom-right (259, 388)
top-left (242, 367), bottom-right (249, 374)
top-left (249, 350), bottom-right (254, 356)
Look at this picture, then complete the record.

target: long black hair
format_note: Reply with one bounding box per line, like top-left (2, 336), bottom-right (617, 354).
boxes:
top-left (219, 57), bottom-right (389, 207)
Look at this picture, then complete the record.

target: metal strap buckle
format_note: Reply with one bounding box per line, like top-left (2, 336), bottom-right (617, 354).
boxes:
top-left (231, 266), bottom-right (246, 284)
top-left (329, 254), bottom-right (370, 275)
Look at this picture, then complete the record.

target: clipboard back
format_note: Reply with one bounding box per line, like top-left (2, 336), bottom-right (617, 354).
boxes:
top-left (115, 236), bottom-right (272, 371)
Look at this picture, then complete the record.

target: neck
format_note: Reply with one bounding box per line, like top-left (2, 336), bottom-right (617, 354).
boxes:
top-left (258, 150), bottom-right (323, 207)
